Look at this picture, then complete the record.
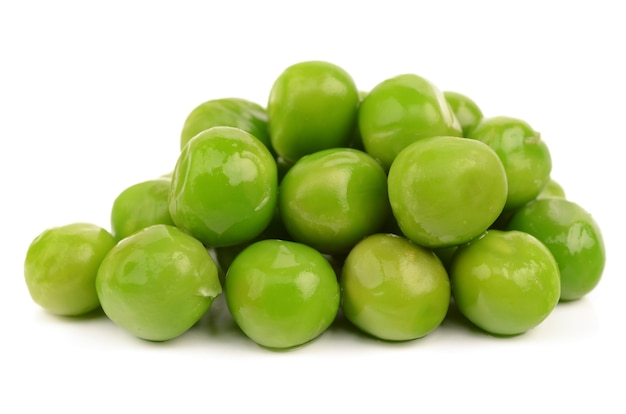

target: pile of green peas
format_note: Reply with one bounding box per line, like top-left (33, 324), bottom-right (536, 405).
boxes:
top-left (24, 61), bottom-right (606, 349)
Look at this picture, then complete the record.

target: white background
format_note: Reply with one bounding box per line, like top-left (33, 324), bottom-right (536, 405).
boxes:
top-left (2, 1), bottom-right (624, 412)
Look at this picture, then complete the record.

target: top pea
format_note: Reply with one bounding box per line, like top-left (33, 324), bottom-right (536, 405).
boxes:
top-left (267, 61), bottom-right (359, 164)
top-left (358, 73), bottom-right (462, 170)
top-left (180, 97), bottom-right (271, 152)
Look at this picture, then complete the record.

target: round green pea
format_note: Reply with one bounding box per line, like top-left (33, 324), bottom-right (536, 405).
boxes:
top-left (341, 233), bottom-right (450, 341)
top-left (110, 178), bottom-right (174, 241)
top-left (537, 177), bottom-right (566, 199)
top-left (467, 116), bottom-right (552, 210)
top-left (359, 73), bottom-right (462, 170)
top-left (506, 198), bottom-right (605, 301)
top-left (267, 60), bottom-right (359, 163)
top-left (24, 222), bottom-right (117, 316)
top-left (279, 148), bottom-right (390, 254)
top-left (443, 91), bottom-right (483, 136)
top-left (96, 224), bottom-right (222, 341)
top-left (169, 126), bottom-right (278, 248)
top-left (450, 229), bottom-right (561, 336)
top-left (387, 136), bottom-right (508, 248)
top-left (225, 239), bottom-right (340, 349)
top-left (180, 97), bottom-right (271, 152)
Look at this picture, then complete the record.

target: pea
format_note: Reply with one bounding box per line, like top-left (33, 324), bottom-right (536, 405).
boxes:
top-left (506, 198), bottom-right (605, 301)
top-left (387, 135), bottom-right (508, 248)
top-left (180, 97), bottom-right (271, 152)
top-left (279, 148), bottom-right (390, 254)
top-left (537, 177), bottom-right (566, 199)
top-left (358, 73), bottom-right (462, 170)
top-left (110, 178), bottom-right (174, 241)
top-left (340, 233), bottom-right (450, 341)
top-left (450, 229), bottom-right (561, 336)
top-left (225, 239), bottom-right (340, 349)
top-left (267, 60), bottom-right (360, 164)
top-left (443, 91), bottom-right (484, 136)
top-left (96, 224), bottom-right (221, 341)
top-left (24, 222), bottom-right (117, 316)
top-left (467, 116), bottom-right (552, 210)
top-left (169, 126), bottom-right (278, 248)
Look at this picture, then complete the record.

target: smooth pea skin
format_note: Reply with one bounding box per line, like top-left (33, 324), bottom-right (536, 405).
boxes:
top-left (450, 230), bottom-right (561, 336)
top-left (359, 73), bottom-right (462, 170)
top-left (279, 148), bottom-right (390, 254)
top-left (267, 60), bottom-right (359, 164)
top-left (467, 116), bottom-right (552, 210)
top-left (96, 224), bottom-right (221, 341)
top-left (169, 126), bottom-right (278, 248)
top-left (443, 91), bottom-right (483, 136)
top-left (24, 222), bottom-right (116, 316)
top-left (225, 239), bottom-right (340, 349)
top-left (180, 97), bottom-right (271, 152)
top-left (388, 136), bottom-right (507, 248)
top-left (110, 178), bottom-right (174, 241)
top-left (341, 233), bottom-right (450, 341)
top-left (507, 198), bottom-right (605, 301)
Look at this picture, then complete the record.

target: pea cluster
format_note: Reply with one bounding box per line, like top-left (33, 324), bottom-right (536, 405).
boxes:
top-left (23, 61), bottom-right (606, 349)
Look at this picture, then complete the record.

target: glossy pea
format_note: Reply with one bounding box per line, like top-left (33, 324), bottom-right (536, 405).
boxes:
top-left (169, 126), bottom-right (278, 248)
top-left (359, 73), bottom-right (462, 170)
top-left (110, 178), bottom-right (174, 241)
top-left (506, 198), bottom-right (605, 301)
top-left (96, 224), bottom-right (221, 341)
top-left (450, 229), bottom-right (561, 336)
top-left (225, 239), bottom-right (340, 349)
top-left (467, 116), bottom-right (552, 210)
top-left (180, 97), bottom-right (271, 152)
top-left (24, 222), bottom-right (117, 316)
top-left (279, 148), bottom-right (390, 254)
top-left (267, 60), bottom-right (359, 164)
top-left (443, 91), bottom-right (483, 136)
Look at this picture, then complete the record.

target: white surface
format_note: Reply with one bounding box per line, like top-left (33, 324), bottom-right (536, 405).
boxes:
top-left (1, 1), bottom-right (624, 412)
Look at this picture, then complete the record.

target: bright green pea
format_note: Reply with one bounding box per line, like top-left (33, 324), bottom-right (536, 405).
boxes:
top-left (506, 198), bottom-right (605, 301)
top-left (225, 239), bottom-right (340, 349)
top-left (24, 222), bottom-right (116, 316)
top-left (467, 116), bottom-right (552, 210)
top-left (267, 60), bottom-right (359, 163)
top-left (96, 224), bottom-right (221, 341)
top-left (537, 177), bottom-right (566, 199)
top-left (443, 91), bottom-right (484, 136)
top-left (359, 73), bottom-right (462, 170)
top-left (279, 148), bottom-right (390, 254)
top-left (180, 97), bottom-right (271, 152)
top-left (387, 136), bottom-right (507, 248)
top-left (341, 233), bottom-right (450, 341)
top-left (110, 178), bottom-right (174, 241)
top-left (450, 229), bottom-right (561, 336)
top-left (169, 126), bottom-right (278, 248)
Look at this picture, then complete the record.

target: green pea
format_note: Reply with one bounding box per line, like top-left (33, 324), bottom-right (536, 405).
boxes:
top-left (169, 126), bottom-right (278, 248)
top-left (180, 97), bottom-right (271, 152)
top-left (267, 60), bottom-right (359, 164)
top-left (24, 222), bottom-right (117, 316)
top-left (443, 91), bottom-right (484, 136)
top-left (341, 233), bottom-right (450, 341)
top-left (467, 116), bottom-right (552, 210)
top-left (110, 178), bottom-right (174, 241)
top-left (279, 148), bottom-right (390, 254)
top-left (387, 136), bottom-right (507, 248)
top-left (506, 198), bottom-right (605, 301)
top-left (450, 229), bottom-right (561, 336)
top-left (537, 177), bottom-right (566, 199)
top-left (96, 224), bottom-right (221, 341)
top-left (225, 239), bottom-right (340, 349)
top-left (358, 73), bottom-right (462, 170)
